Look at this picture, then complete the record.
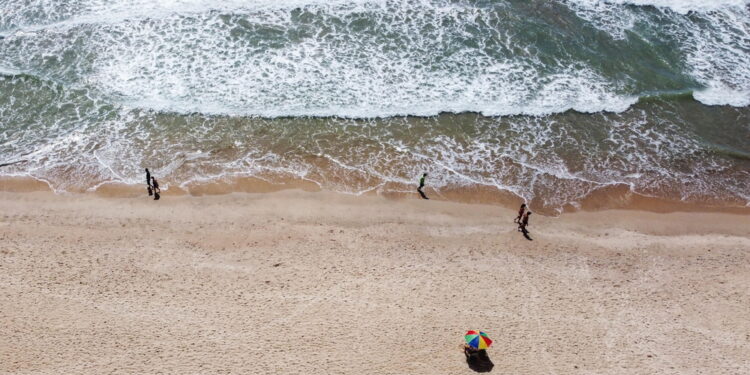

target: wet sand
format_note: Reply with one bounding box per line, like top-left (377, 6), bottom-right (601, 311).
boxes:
top-left (3, 175), bottom-right (749, 215)
top-left (1, 190), bottom-right (749, 374)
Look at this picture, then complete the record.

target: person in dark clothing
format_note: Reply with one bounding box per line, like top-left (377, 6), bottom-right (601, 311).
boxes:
top-left (519, 211), bottom-right (531, 238)
top-left (417, 172), bottom-right (429, 200)
top-left (152, 176), bottom-right (160, 201)
top-left (145, 168), bottom-right (153, 196)
top-left (463, 345), bottom-right (494, 372)
top-left (514, 203), bottom-right (526, 224)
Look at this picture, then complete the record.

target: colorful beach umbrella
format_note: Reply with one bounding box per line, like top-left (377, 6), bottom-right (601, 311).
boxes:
top-left (464, 330), bottom-right (493, 349)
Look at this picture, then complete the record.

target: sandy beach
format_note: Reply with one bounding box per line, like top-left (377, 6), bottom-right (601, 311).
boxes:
top-left (3, 1), bottom-right (750, 373)
top-left (1, 190), bottom-right (749, 374)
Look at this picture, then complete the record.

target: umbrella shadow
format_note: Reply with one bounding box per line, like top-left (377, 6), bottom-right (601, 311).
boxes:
top-left (464, 347), bottom-right (494, 372)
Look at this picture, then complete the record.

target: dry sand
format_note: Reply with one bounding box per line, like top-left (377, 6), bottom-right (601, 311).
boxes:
top-left (1, 190), bottom-right (749, 374)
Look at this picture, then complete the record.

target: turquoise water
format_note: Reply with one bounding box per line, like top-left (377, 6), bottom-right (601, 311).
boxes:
top-left (1, 0), bottom-right (749, 211)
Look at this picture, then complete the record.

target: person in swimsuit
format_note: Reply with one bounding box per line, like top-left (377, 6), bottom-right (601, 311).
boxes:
top-left (519, 211), bottom-right (531, 234)
top-left (417, 172), bottom-right (429, 200)
top-left (152, 176), bottom-right (160, 201)
top-left (145, 168), bottom-right (153, 196)
top-left (514, 203), bottom-right (526, 224)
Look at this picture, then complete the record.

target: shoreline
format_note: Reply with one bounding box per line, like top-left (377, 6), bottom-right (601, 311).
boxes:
top-left (1, 189), bottom-right (749, 374)
top-left (2, 175), bottom-right (749, 216)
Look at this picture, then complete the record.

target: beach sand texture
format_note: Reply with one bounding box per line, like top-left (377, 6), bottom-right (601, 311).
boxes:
top-left (1, 191), bottom-right (749, 374)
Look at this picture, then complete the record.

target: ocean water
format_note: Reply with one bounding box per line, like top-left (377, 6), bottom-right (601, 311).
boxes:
top-left (1, 0), bottom-right (749, 212)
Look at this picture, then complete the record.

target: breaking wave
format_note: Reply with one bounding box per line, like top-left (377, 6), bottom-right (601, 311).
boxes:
top-left (1, 0), bottom-right (749, 211)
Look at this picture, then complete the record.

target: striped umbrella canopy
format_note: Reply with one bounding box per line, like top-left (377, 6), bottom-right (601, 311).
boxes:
top-left (464, 330), bottom-right (492, 349)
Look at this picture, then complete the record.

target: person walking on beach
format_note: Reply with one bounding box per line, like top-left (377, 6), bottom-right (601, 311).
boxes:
top-left (145, 168), bottom-right (153, 196)
top-left (152, 176), bottom-right (160, 201)
top-left (417, 172), bottom-right (429, 200)
top-left (514, 203), bottom-right (526, 224)
top-left (519, 211), bottom-right (531, 234)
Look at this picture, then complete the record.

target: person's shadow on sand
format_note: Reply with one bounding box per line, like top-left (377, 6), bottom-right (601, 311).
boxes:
top-left (464, 346), bottom-right (494, 372)
top-left (521, 228), bottom-right (533, 241)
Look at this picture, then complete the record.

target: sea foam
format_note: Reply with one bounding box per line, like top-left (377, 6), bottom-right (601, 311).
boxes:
top-left (1, 0), bottom-right (749, 211)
